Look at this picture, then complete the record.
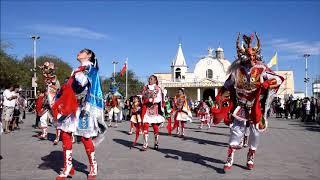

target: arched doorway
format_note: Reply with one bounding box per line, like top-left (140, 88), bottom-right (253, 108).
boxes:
top-left (203, 88), bottom-right (215, 101)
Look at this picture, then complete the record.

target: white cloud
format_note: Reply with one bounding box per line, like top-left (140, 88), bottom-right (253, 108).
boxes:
top-left (268, 38), bottom-right (320, 56)
top-left (27, 24), bottom-right (109, 40)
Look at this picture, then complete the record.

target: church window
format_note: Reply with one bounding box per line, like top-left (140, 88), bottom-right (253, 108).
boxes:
top-left (206, 69), bottom-right (213, 79)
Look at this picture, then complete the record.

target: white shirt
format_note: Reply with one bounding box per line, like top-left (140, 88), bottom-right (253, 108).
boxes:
top-left (306, 100), bottom-right (311, 111)
top-left (73, 61), bottom-right (92, 87)
top-left (3, 89), bottom-right (16, 107)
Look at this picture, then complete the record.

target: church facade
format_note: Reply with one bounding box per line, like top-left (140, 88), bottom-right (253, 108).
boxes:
top-left (154, 43), bottom-right (296, 103)
top-left (154, 44), bottom-right (231, 101)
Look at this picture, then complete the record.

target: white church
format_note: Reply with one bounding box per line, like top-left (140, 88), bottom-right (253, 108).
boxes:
top-left (154, 43), bottom-right (231, 101)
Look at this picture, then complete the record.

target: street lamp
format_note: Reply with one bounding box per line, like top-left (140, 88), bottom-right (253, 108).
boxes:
top-left (303, 53), bottom-right (310, 97)
top-left (112, 60), bottom-right (119, 78)
top-left (31, 35), bottom-right (40, 98)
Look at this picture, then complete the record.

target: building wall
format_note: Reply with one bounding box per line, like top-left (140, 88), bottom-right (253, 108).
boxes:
top-left (193, 58), bottom-right (230, 82)
top-left (164, 87), bottom-right (216, 102)
top-left (313, 82), bottom-right (320, 98)
top-left (154, 73), bottom-right (171, 82)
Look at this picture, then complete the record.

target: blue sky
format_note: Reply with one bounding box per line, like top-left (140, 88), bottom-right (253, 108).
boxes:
top-left (1, 0), bottom-right (320, 94)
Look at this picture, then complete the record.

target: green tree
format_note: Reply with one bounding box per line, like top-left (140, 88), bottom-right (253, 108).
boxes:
top-left (0, 47), bottom-right (31, 88)
top-left (0, 43), bottom-right (72, 91)
top-left (21, 55), bottom-right (72, 92)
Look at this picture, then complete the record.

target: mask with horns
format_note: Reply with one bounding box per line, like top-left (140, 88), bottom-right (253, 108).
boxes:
top-left (236, 32), bottom-right (262, 64)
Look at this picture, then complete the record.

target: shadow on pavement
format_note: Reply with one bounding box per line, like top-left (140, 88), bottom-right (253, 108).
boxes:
top-left (47, 133), bottom-right (57, 142)
top-left (113, 139), bottom-right (247, 172)
top-left (112, 138), bottom-right (226, 173)
top-left (117, 129), bottom-right (229, 147)
top-left (113, 138), bottom-right (143, 150)
top-left (117, 130), bottom-right (132, 135)
top-left (193, 130), bottom-right (229, 137)
top-left (117, 129), bottom-right (171, 137)
top-left (181, 136), bottom-right (229, 147)
top-left (288, 122), bottom-right (320, 132)
top-left (38, 150), bottom-right (88, 175)
top-left (157, 148), bottom-right (226, 174)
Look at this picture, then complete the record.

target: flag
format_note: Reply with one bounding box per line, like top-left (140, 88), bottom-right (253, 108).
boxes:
top-left (120, 62), bottom-right (127, 77)
top-left (267, 52), bottom-right (278, 68)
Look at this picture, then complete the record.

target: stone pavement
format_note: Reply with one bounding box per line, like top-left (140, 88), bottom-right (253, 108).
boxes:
top-left (1, 114), bottom-right (320, 180)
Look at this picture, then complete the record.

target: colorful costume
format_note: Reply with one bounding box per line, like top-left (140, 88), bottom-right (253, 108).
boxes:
top-left (52, 59), bottom-right (106, 179)
top-left (38, 62), bottom-right (60, 139)
top-left (141, 83), bottom-right (165, 150)
top-left (172, 94), bottom-right (192, 137)
top-left (130, 96), bottom-right (143, 146)
top-left (164, 98), bottom-right (173, 135)
top-left (198, 101), bottom-right (211, 129)
top-left (107, 95), bottom-right (120, 127)
top-left (212, 33), bottom-right (283, 171)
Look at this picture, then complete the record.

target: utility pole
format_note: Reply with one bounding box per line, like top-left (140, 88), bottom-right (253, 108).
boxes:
top-left (125, 58), bottom-right (128, 99)
top-left (112, 60), bottom-right (119, 79)
top-left (303, 54), bottom-right (310, 97)
top-left (31, 35), bottom-right (40, 98)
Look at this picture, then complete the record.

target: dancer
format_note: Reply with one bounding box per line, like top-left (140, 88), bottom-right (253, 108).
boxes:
top-left (172, 88), bottom-right (192, 137)
top-left (164, 96), bottom-right (173, 135)
top-left (141, 75), bottom-right (165, 150)
top-left (107, 94), bottom-right (120, 127)
top-left (52, 48), bottom-right (106, 179)
top-left (53, 77), bottom-right (70, 145)
top-left (38, 62), bottom-right (60, 140)
top-left (130, 96), bottom-right (143, 146)
top-left (198, 101), bottom-right (211, 129)
top-left (212, 33), bottom-right (283, 171)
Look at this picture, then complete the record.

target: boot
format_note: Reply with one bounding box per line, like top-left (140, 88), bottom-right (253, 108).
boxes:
top-left (154, 134), bottom-right (159, 150)
top-left (56, 150), bottom-right (75, 180)
top-left (142, 134), bottom-right (149, 151)
top-left (181, 128), bottom-right (185, 138)
top-left (53, 129), bottom-right (61, 145)
top-left (87, 151), bottom-right (98, 180)
top-left (39, 128), bottom-right (48, 140)
top-left (243, 135), bottom-right (249, 148)
top-left (247, 148), bottom-right (256, 170)
top-left (108, 119), bottom-right (112, 127)
top-left (199, 122), bottom-right (203, 129)
top-left (224, 147), bottom-right (235, 171)
top-left (176, 127), bottom-right (180, 136)
top-left (128, 127), bottom-right (133, 135)
top-left (207, 122), bottom-right (211, 129)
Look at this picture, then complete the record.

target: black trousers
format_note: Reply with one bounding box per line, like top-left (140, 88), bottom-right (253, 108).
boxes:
top-left (35, 115), bottom-right (40, 127)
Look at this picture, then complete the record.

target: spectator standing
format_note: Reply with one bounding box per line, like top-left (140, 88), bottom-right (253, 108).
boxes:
top-left (2, 85), bottom-right (17, 133)
top-left (123, 99), bottom-right (131, 121)
top-left (305, 97), bottom-right (311, 122)
top-left (17, 90), bottom-right (27, 124)
top-left (310, 97), bottom-right (316, 122)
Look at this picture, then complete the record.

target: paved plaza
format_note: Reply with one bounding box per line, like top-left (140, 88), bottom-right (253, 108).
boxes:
top-left (1, 114), bottom-right (320, 180)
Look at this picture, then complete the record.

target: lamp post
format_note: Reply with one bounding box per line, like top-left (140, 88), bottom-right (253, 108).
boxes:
top-left (303, 54), bottom-right (310, 97)
top-left (112, 60), bottom-right (119, 78)
top-left (31, 35), bottom-right (40, 98)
